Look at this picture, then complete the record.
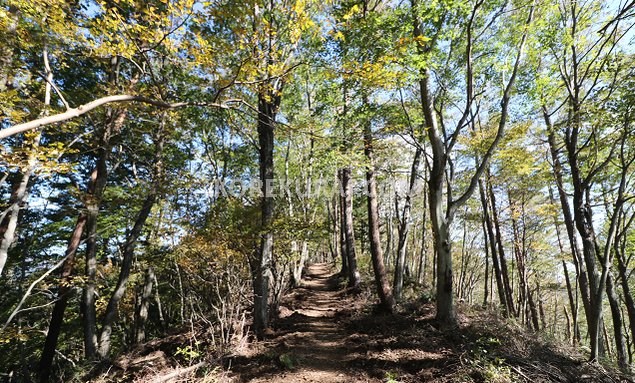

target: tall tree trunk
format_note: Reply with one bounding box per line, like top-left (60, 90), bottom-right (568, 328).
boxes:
top-left (544, 109), bottom-right (592, 327)
top-left (284, 140), bottom-right (301, 287)
top-left (364, 119), bottom-right (396, 313)
top-left (413, 0), bottom-right (532, 327)
top-left (488, 182), bottom-right (515, 316)
top-left (510, 196), bottom-right (528, 323)
top-left (616, 235), bottom-right (635, 356)
top-left (482, 215), bottom-right (489, 307)
top-left (338, 181), bottom-right (348, 276)
top-left (133, 267), bottom-right (155, 344)
top-left (412, 12), bottom-right (456, 326)
top-left (384, 190), bottom-right (394, 266)
top-left (341, 167), bottom-right (360, 288)
top-left (417, 164), bottom-right (428, 286)
top-left (551, 183), bottom-right (581, 343)
top-left (394, 148), bottom-right (422, 300)
top-left (97, 114), bottom-right (167, 358)
top-left (294, 129), bottom-right (314, 284)
top-left (82, 106), bottom-right (127, 358)
top-left (253, 90), bottom-right (279, 338)
top-left (0, 45), bottom-right (53, 277)
top-left (38, 215), bottom-right (87, 382)
top-left (606, 272), bottom-right (629, 372)
top-left (82, 55), bottom-right (131, 358)
top-left (479, 180), bottom-right (508, 314)
top-left (97, 190), bottom-right (159, 357)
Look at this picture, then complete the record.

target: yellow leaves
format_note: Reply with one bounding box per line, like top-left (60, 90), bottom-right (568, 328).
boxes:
top-left (88, 0), bottom-right (193, 59)
top-left (332, 29), bottom-right (345, 41)
top-left (342, 4), bottom-right (360, 21)
top-left (341, 56), bottom-right (401, 88)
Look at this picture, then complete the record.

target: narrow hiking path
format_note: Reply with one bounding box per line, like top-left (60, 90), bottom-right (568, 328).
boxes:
top-left (227, 263), bottom-right (455, 383)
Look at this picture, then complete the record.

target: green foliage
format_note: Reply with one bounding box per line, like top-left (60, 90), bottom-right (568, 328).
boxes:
top-left (175, 344), bottom-right (203, 362)
top-left (1, 0), bottom-right (635, 380)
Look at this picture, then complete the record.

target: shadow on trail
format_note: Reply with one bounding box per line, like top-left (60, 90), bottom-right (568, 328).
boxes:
top-left (226, 263), bottom-right (455, 383)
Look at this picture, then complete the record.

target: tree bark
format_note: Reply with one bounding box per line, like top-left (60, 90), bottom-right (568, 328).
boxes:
top-left (606, 271), bottom-right (629, 372)
top-left (341, 167), bottom-right (360, 288)
top-left (38, 215), bottom-right (87, 382)
top-left (253, 88), bottom-right (279, 338)
top-left (488, 182), bottom-right (515, 316)
top-left (134, 267), bottom-right (155, 344)
top-left (338, 179), bottom-right (349, 276)
top-left (481, 214), bottom-right (489, 307)
top-left (97, 189), bottom-right (158, 357)
top-left (82, 106), bottom-right (127, 358)
top-left (394, 147), bottom-right (422, 300)
top-left (363, 119), bottom-right (396, 313)
top-left (479, 181), bottom-right (507, 314)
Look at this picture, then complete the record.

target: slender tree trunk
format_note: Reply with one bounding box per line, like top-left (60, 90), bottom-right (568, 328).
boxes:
top-left (488, 182), bottom-right (515, 316)
top-left (82, 55), bottom-right (132, 358)
top-left (341, 167), bottom-right (360, 288)
top-left (479, 180), bottom-right (507, 314)
top-left (82, 106), bottom-right (127, 358)
top-left (38, 215), bottom-right (87, 382)
top-left (394, 148), bottom-right (422, 300)
top-left (294, 131), bottom-right (314, 284)
top-left (97, 189), bottom-right (159, 357)
top-left (0, 46), bottom-right (53, 277)
top-left (364, 119), bottom-right (396, 313)
top-left (98, 115), bottom-right (166, 358)
top-left (544, 109), bottom-right (592, 329)
top-left (417, 165), bottom-right (428, 286)
top-left (284, 140), bottom-right (301, 287)
top-left (133, 267), bottom-right (155, 344)
top-left (607, 272), bottom-right (629, 372)
top-left (253, 90), bottom-right (279, 338)
top-left (338, 181), bottom-right (348, 276)
top-left (384, 190), bottom-right (394, 266)
top-left (482, 215), bottom-right (489, 307)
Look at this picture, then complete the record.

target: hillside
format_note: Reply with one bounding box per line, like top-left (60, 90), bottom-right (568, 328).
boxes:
top-left (95, 264), bottom-right (630, 383)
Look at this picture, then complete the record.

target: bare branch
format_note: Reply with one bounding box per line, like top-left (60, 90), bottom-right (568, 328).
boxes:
top-left (0, 95), bottom-right (239, 139)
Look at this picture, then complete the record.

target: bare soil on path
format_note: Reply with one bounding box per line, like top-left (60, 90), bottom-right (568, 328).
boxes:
top-left (227, 263), bottom-right (454, 383)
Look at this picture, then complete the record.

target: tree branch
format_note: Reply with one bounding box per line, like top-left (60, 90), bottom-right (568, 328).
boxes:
top-left (450, 1), bottom-right (535, 211)
top-left (0, 95), bottom-right (238, 139)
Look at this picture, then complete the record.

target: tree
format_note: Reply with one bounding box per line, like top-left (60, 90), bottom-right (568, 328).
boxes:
top-left (411, 0), bottom-right (534, 326)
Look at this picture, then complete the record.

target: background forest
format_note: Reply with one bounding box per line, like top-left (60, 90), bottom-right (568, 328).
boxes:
top-left (1, 0), bottom-right (635, 381)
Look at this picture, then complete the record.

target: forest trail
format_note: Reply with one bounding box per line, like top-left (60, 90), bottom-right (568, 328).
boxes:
top-left (227, 263), bottom-right (452, 383)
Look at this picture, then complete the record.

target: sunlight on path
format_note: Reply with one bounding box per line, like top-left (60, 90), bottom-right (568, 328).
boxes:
top-left (230, 263), bottom-right (378, 383)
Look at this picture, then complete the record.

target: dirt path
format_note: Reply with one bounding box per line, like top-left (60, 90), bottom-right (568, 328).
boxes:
top-left (227, 263), bottom-right (456, 383)
top-left (228, 263), bottom-right (375, 382)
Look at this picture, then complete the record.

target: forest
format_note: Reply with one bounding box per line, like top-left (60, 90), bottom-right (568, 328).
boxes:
top-left (1, 0), bottom-right (635, 381)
